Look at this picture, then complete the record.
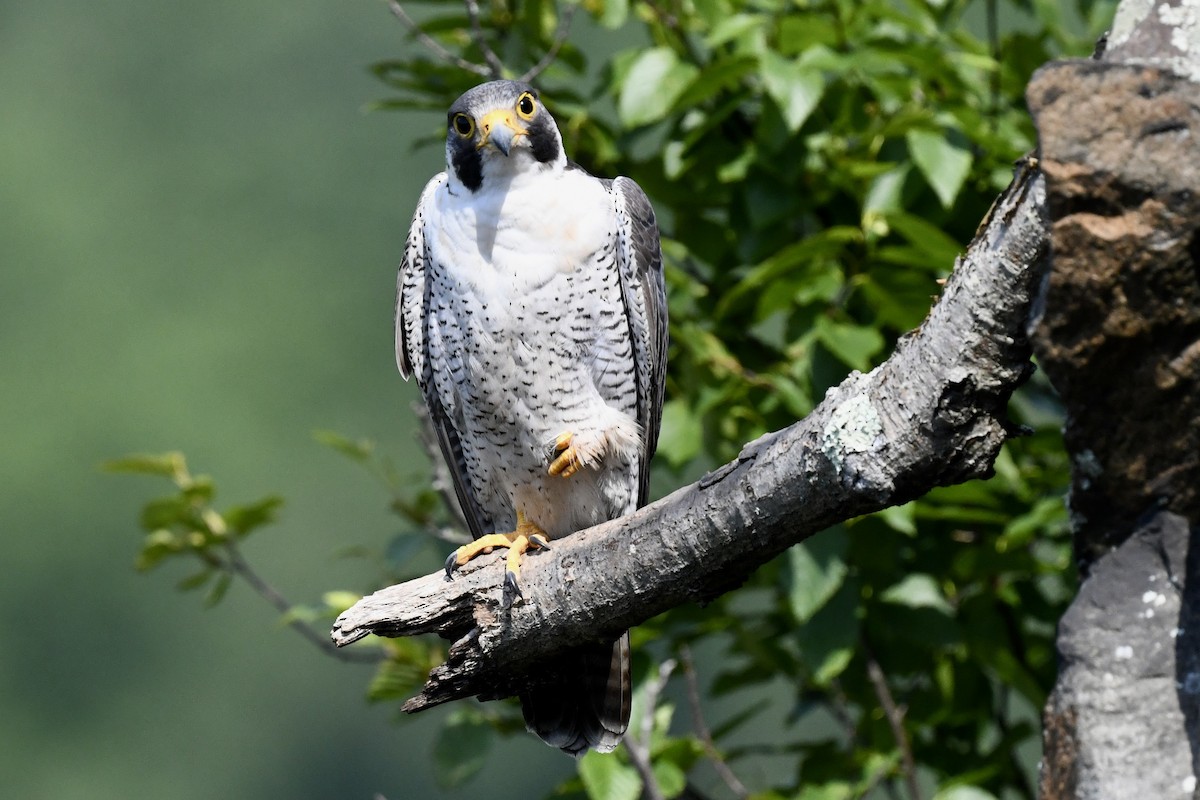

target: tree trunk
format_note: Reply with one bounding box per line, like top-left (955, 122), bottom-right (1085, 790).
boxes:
top-left (1028, 2), bottom-right (1200, 794)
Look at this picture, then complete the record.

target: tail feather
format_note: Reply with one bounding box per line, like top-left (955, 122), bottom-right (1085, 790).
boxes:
top-left (520, 632), bottom-right (631, 756)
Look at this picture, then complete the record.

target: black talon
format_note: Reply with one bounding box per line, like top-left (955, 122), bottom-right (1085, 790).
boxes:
top-left (445, 550), bottom-right (460, 578)
top-left (529, 534), bottom-right (550, 550)
top-left (503, 569), bottom-right (522, 598)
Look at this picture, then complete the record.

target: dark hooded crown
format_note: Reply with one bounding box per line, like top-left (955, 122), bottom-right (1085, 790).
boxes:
top-left (445, 80), bottom-right (564, 192)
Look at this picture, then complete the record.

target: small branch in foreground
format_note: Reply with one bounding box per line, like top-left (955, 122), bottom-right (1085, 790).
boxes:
top-left (863, 640), bottom-right (919, 800)
top-left (520, 4), bottom-right (579, 82)
top-left (387, 0), bottom-right (493, 77)
top-left (463, 0), bottom-right (506, 79)
top-left (826, 677), bottom-right (861, 745)
top-left (625, 658), bottom-right (676, 800)
top-left (222, 543), bottom-right (384, 664)
top-left (680, 646), bottom-right (750, 800)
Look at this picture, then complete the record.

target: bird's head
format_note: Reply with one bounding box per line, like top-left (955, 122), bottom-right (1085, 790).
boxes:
top-left (444, 80), bottom-right (565, 192)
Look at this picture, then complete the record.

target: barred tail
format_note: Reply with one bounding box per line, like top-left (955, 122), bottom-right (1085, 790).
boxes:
top-left (520, 632), bottom-right (631, 756)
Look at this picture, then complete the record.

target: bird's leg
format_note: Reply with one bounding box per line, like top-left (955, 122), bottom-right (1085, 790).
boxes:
top-left (444, 511), bottom-right (551, 597)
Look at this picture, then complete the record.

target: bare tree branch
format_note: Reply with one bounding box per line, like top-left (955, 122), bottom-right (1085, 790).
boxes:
top-left (626, 658), bottom-right (676, 800)
top-left (863, 640), bottom-right (919, 800)
top-left (330, 157), bottom-right (1049, 710)
top-left (463, 0), bottom-right (506, 79)
top-left (520, 4), bottom-right (579, 83)
top-left (219, 543), bottom-right (384, 664)
top-left (680, 646), bottom-right (750, 800)
top-left (387, 0), bottom-right (493, 78)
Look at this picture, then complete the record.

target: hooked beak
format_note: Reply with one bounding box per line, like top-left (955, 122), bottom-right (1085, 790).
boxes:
top-left (477, 109), bottom-right (526, 156)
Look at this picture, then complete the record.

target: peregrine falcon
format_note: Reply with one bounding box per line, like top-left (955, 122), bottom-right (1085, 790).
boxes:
top-left (395, 80), bottom-right (668, 755)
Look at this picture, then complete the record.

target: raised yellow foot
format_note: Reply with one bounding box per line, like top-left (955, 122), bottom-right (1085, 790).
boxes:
top-left (444, 510), bottom-right (551, 597)
top-left (548, 431), bottom-right (583, 478)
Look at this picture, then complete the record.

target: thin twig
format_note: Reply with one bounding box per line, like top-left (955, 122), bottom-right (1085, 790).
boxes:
top-left (463, 0), bottom-right (506, 78)
top-left (679, 646), bottom-right (750, 799)
top-left (387, 0), bottom-right (492, 77)
top-left (626, 658), bottom-right (677, 800)
top-left (222, 543), bottom-right (384, 664)
top-left (520, 4), bottom-right (579, 82)
top-left (826, 677), bottom-right (862, 744)
top-left (863, 641), bottom-right (920, 800)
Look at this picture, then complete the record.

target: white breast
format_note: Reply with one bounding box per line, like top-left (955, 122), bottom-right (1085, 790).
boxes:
top-left (421, 164), bottom-right (639, 536)
top-left (426, 167), bottom-right (613, 300)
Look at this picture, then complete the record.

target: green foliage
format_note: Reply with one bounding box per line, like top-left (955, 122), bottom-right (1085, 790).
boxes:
top-left (104, 451), bottom-right (283, 605)
top-left (110, 0), bottom-right (1106, 796)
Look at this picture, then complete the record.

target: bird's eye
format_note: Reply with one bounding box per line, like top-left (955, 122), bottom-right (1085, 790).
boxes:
top-left (452, 113), bottom-right (475, 138)
top-left (516, 92), bottom-right (537, 119)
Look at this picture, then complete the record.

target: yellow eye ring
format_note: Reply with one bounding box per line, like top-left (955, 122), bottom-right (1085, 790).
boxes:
top-left (452, 113), bottom-right (475, 138)
top-left (516, 92), bottom-right (537, 120)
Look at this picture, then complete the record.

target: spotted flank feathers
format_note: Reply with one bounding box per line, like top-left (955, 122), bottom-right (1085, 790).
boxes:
top-left (395, 81), bottom-right (667, 755)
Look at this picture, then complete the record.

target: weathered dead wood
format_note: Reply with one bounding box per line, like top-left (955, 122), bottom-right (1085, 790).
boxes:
top-left (331, 158), bottom-right (1049, 712)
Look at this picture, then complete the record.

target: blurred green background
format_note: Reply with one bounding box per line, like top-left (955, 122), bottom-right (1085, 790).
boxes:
top-left (0, 0), bottom-right (576, 796)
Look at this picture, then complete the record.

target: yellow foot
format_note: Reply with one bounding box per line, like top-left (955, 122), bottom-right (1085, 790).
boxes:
top-left (548, 431), bottom-right (584, 478)
top-left (443, 511), bottom-right (551, 598)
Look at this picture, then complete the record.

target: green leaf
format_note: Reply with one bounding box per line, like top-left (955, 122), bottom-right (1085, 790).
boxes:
top-left (322, 591), bottom-right (362, 614)
top-left (651, 758), bottom-right (686, 798)
top-left (795, 781), bottom-right (853, 800)
top-left (102, 451), bottom-right (187, 479)
top-left (367, 640), bottom-right (434, 703)
top-left (135, 529), bottom-right (184, 571)
top-left (618, 48), bottom-right (699, 128)
top-left (813, 317), bottom-right (886, 372)
top-left (1001, 497), bottom-right (1065, 549)
top-left (933, 787), bottom-right (999, 800)
top-left (432, 710), bottom-right (492, 788)
top-left (706, 14), bottom-right (764, 48)
top-left (139, 495), bottom-right (195, 532)
top-left (863, 164), bottom-right (910, 216)
top-left (906, 128), bottom-right (973, 208)
top-left (880, 574), bottom-right (952, 613)
top-left (715, 227), bottom-right (858, 318)
top-left (786, 530), bottom-right (848, 623)
top-left (224, 495), bottom-right (284, 537)
top-left (176, 568), bottom-right (213, 592)
top-left (579, 750), bottom-right (641, 800)
top-left (883, 210), bottom-right (964, 270)
top-left (657, 399), bottom-right (703, 468)
top-left (796, 578), bottom-right (860, 686)
top-left (674, 56), bottom-right (759, 112)
top-left (313, 429), bottom-right (374, 462)
top-left (595, 0), bottom-right (629, 29)
top-left (759, 50), bottom-right (824, 131)
top-left (203, 571), bottom-right (232, 607)
top-left (876, 503), bottom-right (917, 536)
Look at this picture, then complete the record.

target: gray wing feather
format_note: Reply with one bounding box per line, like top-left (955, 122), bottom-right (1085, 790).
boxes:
top-left (396, 174), bottom-right (443, 380)
top-left (609, 176), bottom-right (668, 507)
top-left (396, 173), bottom-right (494, 539)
